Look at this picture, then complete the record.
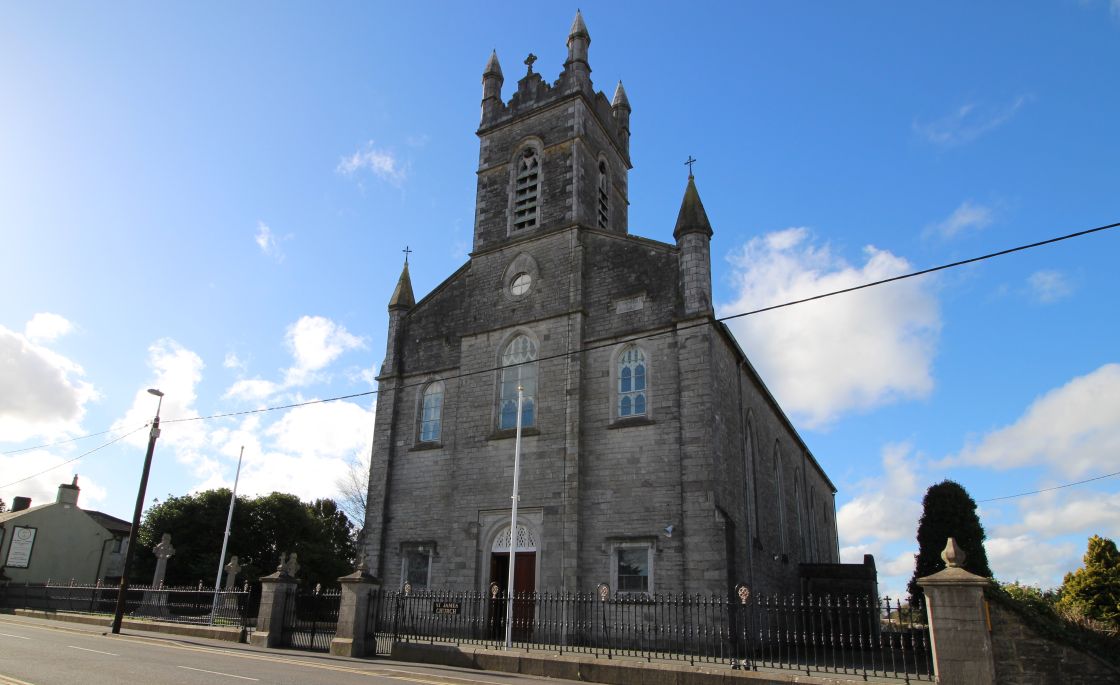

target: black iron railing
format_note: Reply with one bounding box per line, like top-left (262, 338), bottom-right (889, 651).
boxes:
top-left (364, 587), bottom-right (932, 681)
top-left (0, 581), bottom-right (257, 636)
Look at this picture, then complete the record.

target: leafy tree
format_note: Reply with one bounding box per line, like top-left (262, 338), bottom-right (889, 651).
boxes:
top-left (0, 497), bottom-right (6, 513)
top-left (1058, 535), bottom-right (1120, 629)
top-left (135, 490), bottom-right (356, 590)
top-left (907, 480), bottom-right (992, 601)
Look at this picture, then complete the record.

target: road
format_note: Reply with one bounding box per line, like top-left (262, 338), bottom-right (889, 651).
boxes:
top-left (0, 615), bottom-right (579, 685)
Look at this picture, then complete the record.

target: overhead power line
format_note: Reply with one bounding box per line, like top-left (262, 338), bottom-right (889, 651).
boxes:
top-left (0, 425), bottom-right (149, 490)
top-left (2, 218), bottom-right (1116, 486)
top-left (976, 470), bottom-right (1120, 503)
top-left (165, 217), bottom-right (1118, 425)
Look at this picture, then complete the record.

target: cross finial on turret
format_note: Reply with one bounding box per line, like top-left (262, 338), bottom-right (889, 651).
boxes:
top-left (402, 245), bottom-right (412, 266)
top-left (524, 53), bottom-right (537, 74)
top-left (684, 155), bottom-right (697, 178)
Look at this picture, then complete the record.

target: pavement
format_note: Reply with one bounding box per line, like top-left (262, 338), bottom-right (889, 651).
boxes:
top-left (0, 613), bottom-right (923, 685)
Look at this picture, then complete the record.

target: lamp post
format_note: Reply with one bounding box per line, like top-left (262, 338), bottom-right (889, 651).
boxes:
top-left (111, 388), bottom-right (164, 634)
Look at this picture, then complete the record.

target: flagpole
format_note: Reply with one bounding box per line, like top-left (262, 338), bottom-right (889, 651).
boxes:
top-left (504, 386), bottom-right (524, 649)
top-left (211, 445), bottom-right (244, 623)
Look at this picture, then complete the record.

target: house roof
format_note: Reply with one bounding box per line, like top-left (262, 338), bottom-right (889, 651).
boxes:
top-left (84, 510), bottom-right (132, 535)
top-left (0, 503), bottom-right (50, 523)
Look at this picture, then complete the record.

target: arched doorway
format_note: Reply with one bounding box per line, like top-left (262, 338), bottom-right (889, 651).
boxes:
top-left (488, 524), bottom-right (537, 640)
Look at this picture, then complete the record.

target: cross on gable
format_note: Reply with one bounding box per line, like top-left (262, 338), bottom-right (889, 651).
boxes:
top-left (524, 53), bottom-right (537, 73)
top-left (403, 245), bottom-right (413, 265)
top-left (684, 155), bottom-right (697, 176)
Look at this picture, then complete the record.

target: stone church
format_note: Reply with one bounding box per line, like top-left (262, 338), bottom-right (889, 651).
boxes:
top-left (362, 12), bottom-right (840, 599)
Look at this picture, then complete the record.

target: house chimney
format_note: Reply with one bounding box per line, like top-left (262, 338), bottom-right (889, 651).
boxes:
top-left (56, 475), bottom-right (80, 506)
top-left (12, 496), bottom-right (31, 512)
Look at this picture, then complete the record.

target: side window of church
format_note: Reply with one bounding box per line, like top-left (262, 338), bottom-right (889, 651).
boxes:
top-left (419, 381), bottom-right (444, 443)
top-left (617, 346), bottom-right (647, 417)
top-left (597, 159), bottom-right (609, 229)
top-left (402, 548), bottom-right (431, 590)
top-left (499, 335), bottom-right (538, 429)
top-left (513, 147), bottom-right (540, 231)
top-left (613, 544), bottom-right (652, 595)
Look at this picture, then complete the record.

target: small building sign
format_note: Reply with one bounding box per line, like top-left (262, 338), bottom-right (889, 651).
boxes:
top-left (5, 526), bottom-right (37, 569)
top-left (432, 601), bottom-right (461, 615)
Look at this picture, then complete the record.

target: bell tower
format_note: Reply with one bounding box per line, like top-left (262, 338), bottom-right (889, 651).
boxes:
top-left (472, 11), bottom-right (632, 254)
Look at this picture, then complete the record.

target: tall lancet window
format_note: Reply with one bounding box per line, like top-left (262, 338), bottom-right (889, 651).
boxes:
top-left (597, 160), bottom-right (610, 229)
top-left (499, 335), bottom-right (538, 429)
top-left (513, 147), bottom-right (540, 231)
top-left (617, 346), bottom-right (647, 417)
top-left (419, 381), bottom-right (444, 443)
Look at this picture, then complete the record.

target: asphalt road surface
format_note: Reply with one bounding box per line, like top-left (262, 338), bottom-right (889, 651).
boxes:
top-left (0, 615), bottom-right (580, 685)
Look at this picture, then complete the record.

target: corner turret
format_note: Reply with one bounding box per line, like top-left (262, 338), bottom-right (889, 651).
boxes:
top-left (612, 81), bottom-right (631, 154)
top-left (674, 173), bottom-right (714, 316)
top-left (564, 10), bottom-right (592, 89)
top-left (381, 259), bottom-right (414, 377)
top-left (481, 50), bottom-right (505, 125)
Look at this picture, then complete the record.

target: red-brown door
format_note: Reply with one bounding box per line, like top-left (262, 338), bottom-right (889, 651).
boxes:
top-left (489, 552), bottom-right (536, 641)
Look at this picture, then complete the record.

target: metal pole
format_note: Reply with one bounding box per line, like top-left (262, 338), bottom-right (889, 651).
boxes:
top-left (210, 445), bottom-right (244, 623)
top-left (504, 386), bottom-right (524, 649)
top-left (111, 389), bottom-right (164, 634)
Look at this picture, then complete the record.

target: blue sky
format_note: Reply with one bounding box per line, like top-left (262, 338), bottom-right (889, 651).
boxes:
top-left (2, 2), bottom-right (1118, 598)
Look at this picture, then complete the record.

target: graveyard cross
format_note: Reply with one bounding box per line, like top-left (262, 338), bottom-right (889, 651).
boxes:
top-left (151, 533), bottom-right (175, 588)
top-left (224, 555), bottom-right (242, 589)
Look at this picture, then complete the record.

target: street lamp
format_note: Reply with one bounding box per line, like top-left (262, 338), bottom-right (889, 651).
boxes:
top-left (111, 388), bottom-right (164, 634)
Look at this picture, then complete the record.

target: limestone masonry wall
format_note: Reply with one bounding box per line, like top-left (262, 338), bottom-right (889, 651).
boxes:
top-left (988, 598), bottom-right (1120, 685)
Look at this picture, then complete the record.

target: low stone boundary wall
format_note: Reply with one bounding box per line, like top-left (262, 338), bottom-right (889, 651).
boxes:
top-left (988, 600), bottom-right (1120, 685)
top-left (390, 642), bottom-right (896, 685)
top-left (8, 608), bottom-right (245, 643)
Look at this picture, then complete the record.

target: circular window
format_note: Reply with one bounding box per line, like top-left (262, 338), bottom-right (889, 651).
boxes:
top-left (510, 272), bottom-right (532, 296)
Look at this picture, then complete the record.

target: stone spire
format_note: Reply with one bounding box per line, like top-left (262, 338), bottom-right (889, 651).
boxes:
top-left (481, 50), bottom-right (505, 124)
top-left (612, 80), bottom-right (631, 153)
top-left (388, 261), bottom-right (415, 311)
top-left (673, 174), bottom-right (713, 240)
top-left (564, 10), bottom-right (591, 85)
top-left (675, 173), bottom-right (714, 316)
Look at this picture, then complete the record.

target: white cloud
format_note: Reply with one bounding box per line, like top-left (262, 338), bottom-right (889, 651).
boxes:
top-left (924, 201), bottom-right (993, 240)
top-left (0, 324), bottom-right (97, 441)
top-left (112, 339), bottom-right (207, 457)
top-left (1027, 269), bottom-right (1074, 303)
top-left (283, 315), bottom-right (366, 386)
top-left (224, 378), bottom-right (281, 402)
top-left (719, 228), bottom-right (940, 428)
top-left (223, 351), bottom-right (247, 373)
top-left (221, 316), bottom-right (365, 403)
top-left (837, 443), bottom-right (923, 548)
top-left (198, 402), bottom-right (373, 505)
top-left (914, 95), bottom-right (1031, 146)
top-left (337, 141), bottom-right (406, 186)
top-left (951, 363), bottom-right (1120, 476)
top-left (24, 313), bottom-right (74, 343)
top-left (0, 450), bottom-right (108, 510)
top-left (995, 490), bottom-right (1120, 540)
top-left (255, 221), bottom-right (285, 262)
top-left (985, 535), bottom-right (1079, 589)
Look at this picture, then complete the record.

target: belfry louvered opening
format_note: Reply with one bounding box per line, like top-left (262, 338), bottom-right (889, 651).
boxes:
top-left (513, 147), bottom-right (540, 231)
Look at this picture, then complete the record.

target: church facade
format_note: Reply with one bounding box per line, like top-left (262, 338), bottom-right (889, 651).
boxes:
top-left (362, 12), bottom-right (839, 598)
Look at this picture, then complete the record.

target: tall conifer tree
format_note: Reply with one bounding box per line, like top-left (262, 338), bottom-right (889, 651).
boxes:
top-left (907, 480), bottom-right (992, 601)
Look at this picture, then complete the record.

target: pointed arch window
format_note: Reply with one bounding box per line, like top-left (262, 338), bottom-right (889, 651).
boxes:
top-left (419, 381), bottom-right (444, 443)
top-left (774, 445), bottom-right (787, 556)
top-left (597, 159), bottom-right (610, 229)
top-left (617, 346), bottom-right (647, 418)
top-left (513, 147), bottom-right (541, 231)
top-left (499, 335), bottom-right (537, 430)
